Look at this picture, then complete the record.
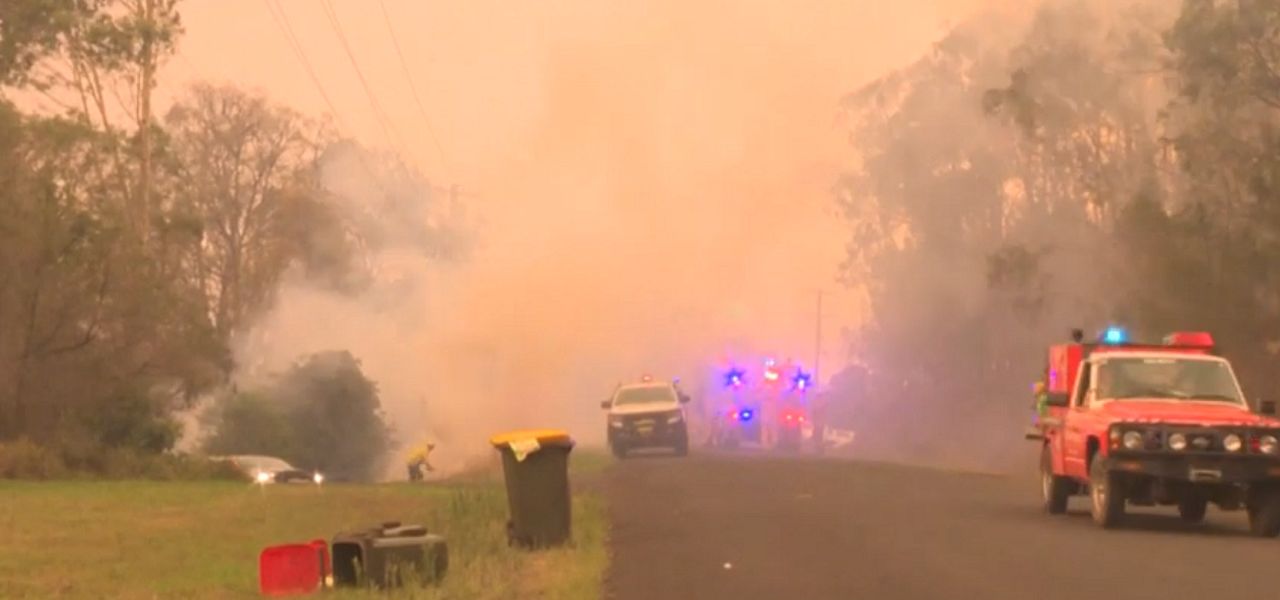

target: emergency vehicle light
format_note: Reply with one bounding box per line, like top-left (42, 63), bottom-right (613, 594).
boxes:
top-left (738, 409), bottom-right (754, 422)
top-left (792, 370), bottom-right (812, 391)
top-left (1101, 327), bottom-right (1127, 344)
top-left (724, 368), bottom-right (746, 388)
top-left (1163, 331), bottom-right (1214, 347)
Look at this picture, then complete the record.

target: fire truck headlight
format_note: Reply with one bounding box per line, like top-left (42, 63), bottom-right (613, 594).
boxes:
top-left (1169, 433), bottom-right (1188, 451)
top-left (1223, 434), bottom-right (1243, 453)
top-left (1122, 431), bottom-right (1143, 450)
top-left (1260, 435), bottom-right (1279, 455)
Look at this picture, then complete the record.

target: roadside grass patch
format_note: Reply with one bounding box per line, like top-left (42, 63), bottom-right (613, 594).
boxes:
top-left (0, 451), bottom-right (611, 599)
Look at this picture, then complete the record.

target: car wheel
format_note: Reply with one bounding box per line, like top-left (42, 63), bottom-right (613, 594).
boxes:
top-left (1040, 446), bottom-right (1071, 515)
top-left (1247, 487), bottom-right (1280, 537)
top-left (1089, 458), bottom-right (1126, 528)
top-left (1177, 497), bottom-right (1208, 524)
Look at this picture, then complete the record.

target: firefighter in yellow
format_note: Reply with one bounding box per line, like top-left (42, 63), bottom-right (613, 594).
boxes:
top-left (406, 443), bottom-right (435, 482)
top-left (1032, 381), bottom-right (1050, 427)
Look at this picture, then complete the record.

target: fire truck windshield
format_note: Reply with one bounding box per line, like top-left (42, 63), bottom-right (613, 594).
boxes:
top-left (1095, 357), bottom-right (1243, 404)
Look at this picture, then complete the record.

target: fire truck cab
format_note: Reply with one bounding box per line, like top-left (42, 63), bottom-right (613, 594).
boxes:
top-left (1030, 328), bottom-right (1280, 535)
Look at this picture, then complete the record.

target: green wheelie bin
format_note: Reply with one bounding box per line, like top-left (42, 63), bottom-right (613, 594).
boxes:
top-left (489, 429), bottom-right (575, 549)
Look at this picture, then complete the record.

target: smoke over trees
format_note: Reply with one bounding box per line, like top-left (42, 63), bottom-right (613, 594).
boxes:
top-left (0, 1), bottom-right (462, 472)
top-left (830, 0), bottom-right (1280, 469)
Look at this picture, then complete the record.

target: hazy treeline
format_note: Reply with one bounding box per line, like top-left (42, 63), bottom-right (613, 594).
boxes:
top-left (0, 1), bottom-right (459, 474)
top-left (830, 0), bottom-right (1280, 469)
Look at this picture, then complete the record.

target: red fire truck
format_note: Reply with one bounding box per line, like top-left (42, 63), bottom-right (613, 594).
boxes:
top-left (1028, 327), bottom-right (1280, 535)
top-left (708, 358), bottom-right (814, 452)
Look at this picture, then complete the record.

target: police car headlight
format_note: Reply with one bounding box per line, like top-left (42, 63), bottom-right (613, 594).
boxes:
top-left (666, 413), bottom-right (683, 425)
top-left (1122, 431), bottom-right (1143, 450)
top-left (1260, 435), bottom-right (1279, 455)
top-left (255, 471), bottom-right (272, 484)
top-left (1223, 434), bottom-right (1243, 453)
top-left (1169, 433), bottom-right (1188, 451)
top-left (313, 472), bottom-right (325, 484)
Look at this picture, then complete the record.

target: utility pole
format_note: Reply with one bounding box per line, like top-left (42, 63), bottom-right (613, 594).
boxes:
top-left (815, 290), bottom-right (823, 391)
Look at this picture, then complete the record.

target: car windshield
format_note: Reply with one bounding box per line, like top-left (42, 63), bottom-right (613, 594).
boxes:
top-left (614, 385), bottom-right (677, 406)
top-left (236, 456), bottom-right (293, 471)
top-left (1095, 357), bottom-right (1242, 403)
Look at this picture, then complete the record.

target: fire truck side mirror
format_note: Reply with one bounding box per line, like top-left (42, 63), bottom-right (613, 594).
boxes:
top-left (1259, 400), bottom-right (1276, 416)
top-left (1045, 392), bottom-right (1070, 408)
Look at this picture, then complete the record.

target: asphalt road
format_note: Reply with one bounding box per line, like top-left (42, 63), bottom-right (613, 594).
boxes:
top-left (604, 452), bottom-right (1273, 600)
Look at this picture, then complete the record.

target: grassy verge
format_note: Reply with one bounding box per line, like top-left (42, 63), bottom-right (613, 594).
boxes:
top-left (0, 450), bottom-right (612, 599)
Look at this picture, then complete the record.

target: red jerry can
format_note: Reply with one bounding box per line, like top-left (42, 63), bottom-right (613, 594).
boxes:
top-left (259, 540), bottom-right (330, 596)
top-left (309, 538), bottom-right (331, 578)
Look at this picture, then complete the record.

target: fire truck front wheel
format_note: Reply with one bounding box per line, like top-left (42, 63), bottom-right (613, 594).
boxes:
top-left (1089, 459), bottom-right (1126, 528)
top-left (1040, 447), bottom-right (1072, 515)
top-left (1247, 486), bottom-right (1280, 537)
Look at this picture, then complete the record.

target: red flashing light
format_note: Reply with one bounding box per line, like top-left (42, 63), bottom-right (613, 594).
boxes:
top-left (641, 374), bottom-right (653, 382)
top-left (1163, 332), bottom-right (1214, 348)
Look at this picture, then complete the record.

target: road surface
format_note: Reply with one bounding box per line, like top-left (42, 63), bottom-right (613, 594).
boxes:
top-left (604, 452), bottom-right (1270, 600)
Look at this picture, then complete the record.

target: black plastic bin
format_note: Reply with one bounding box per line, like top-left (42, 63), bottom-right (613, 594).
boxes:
top-left (489, 429), bottom-right (575, 549)
top-left (331, 521), bottom-right (448, 588)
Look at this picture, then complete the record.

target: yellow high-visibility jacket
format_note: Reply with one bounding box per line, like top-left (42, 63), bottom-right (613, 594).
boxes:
top-left (405, 444), bottom-right (433, 466)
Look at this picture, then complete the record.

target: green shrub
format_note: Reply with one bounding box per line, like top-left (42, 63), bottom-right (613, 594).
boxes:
top-left (0, 440), bottom-right (245, 481)
top-left (203, 351), bottom-right (392, 481)
top-left (0, 439), bottom-right (68, 479)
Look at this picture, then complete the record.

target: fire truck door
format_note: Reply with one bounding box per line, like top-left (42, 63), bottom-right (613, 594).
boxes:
top-left (1061, 360), bottom-right (1093, 480)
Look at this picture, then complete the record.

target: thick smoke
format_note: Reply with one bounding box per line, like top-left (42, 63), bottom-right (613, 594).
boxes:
top-left (173, 0), bottom-right (1063, 476)
top-left (829, 0), bottom-right (1180, 473)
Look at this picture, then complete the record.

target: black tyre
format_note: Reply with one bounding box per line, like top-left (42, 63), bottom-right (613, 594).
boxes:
top-left (1089, 458), bottom-right (1126, 528)
top-left (1178, 497), bottom-right (1208, 524)
top-left (1040, 446), bottom-right (1071, 515)
top-left (1247, 487), bottom-right (1280, 537)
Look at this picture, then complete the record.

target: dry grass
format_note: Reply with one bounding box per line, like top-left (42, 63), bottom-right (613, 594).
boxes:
top-left (0, 451), bottom-right (611, 599)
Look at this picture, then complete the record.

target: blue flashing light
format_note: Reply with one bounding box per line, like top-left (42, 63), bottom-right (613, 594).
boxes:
top-left (791, 369), bottom-right (812, 392)
top-left (1102, 327), bottom-right (1127, 345)
top-left (724, 368), bottom-right (746, 389)
top-left (738, 409), bottom-right (754, 422)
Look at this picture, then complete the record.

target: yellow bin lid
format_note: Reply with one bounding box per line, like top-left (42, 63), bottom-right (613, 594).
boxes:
top-left (489, 429), bottom-right (572, 447)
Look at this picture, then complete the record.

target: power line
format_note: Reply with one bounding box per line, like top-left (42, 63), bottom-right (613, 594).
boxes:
top-left (317, 0), bottom-right (407, 158)
top-left (262, 0), bottom-right (387, 194)
top-left (261, 0), bottom-right (350, 133)
top-left (378, 0), bottom-right (451, 178)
